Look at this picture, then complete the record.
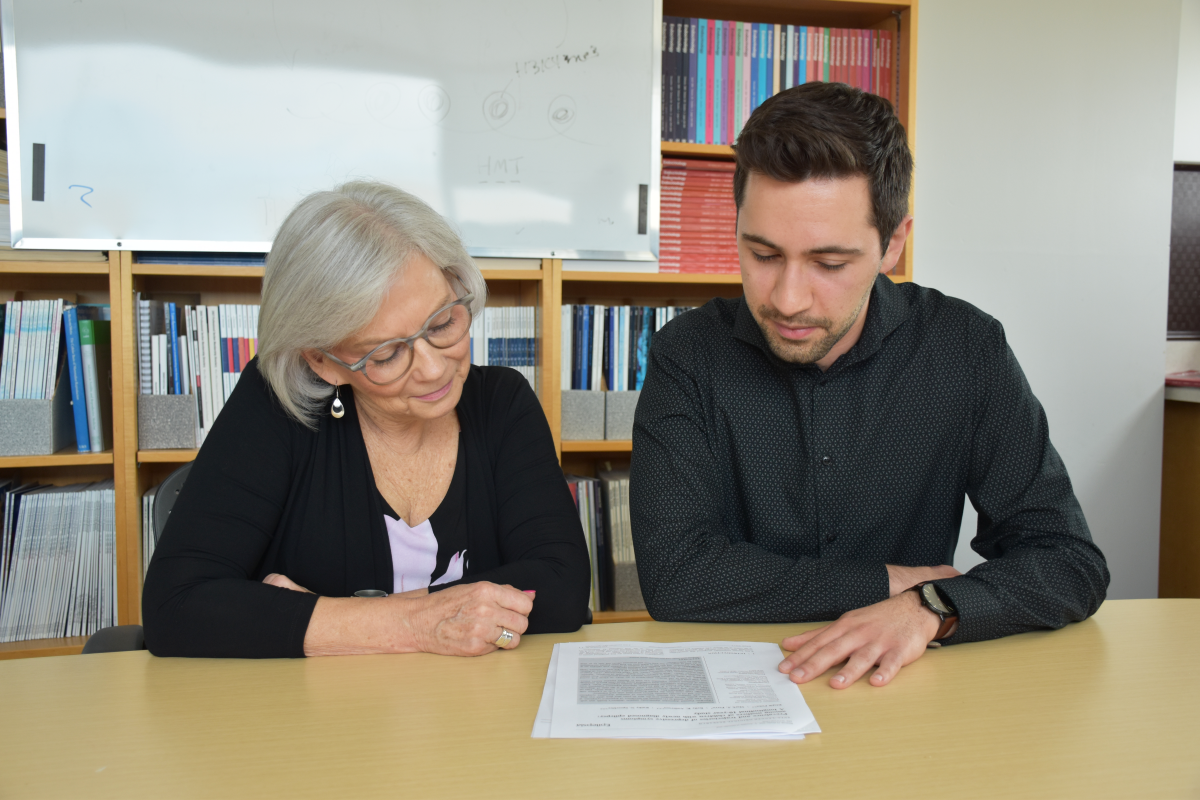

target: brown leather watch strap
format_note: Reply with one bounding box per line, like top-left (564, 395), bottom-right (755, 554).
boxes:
top-left (933, 614), bottom-right (958, 641)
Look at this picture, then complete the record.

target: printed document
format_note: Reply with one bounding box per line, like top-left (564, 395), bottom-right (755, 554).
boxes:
top-left (532, 641), bottom-right (820, 740)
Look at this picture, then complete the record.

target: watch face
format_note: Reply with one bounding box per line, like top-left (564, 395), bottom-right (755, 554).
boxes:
top-left (921, 583), bottom-right (950, 615)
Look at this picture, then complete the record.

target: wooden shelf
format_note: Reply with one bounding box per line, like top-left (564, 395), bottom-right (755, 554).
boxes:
top-left (0, 260), bottom-right (109, 274)
top-left (138, 448), bottom-right (198, 463)
top-left (563, 270), bottom-right (741, 284)
top-left (592, 610), bottom-right (652, 624)
top-left (662, 141), bottom-right (735, 159)
top-left (0, 449), bottom-right (114, 468)
top-left (481, 269), bottom-right (543, 281)
top-left (561, 440), bottom-right (632, 453)
top-left (0, 635), bottom-right (88, 660)
top-left (132, 263), bottom-right (264, 278)
top-left (129, 264), bottom-right (541, 282)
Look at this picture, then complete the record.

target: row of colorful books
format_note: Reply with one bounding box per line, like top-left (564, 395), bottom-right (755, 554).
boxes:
top-left (562, 304), bottom-right (694, 392)
top-left (0, 300), bottom-right (113, 453)
top-left (468, 306), bottom-right (537, 391)
top-left (662, 17), bottom-right (896, 145)
top-left (135, 297), bottom-right (260, 444)
top-left (659, 158), bottom-right (739, 274)
top-left (0, 479), bottom-right (118, 643)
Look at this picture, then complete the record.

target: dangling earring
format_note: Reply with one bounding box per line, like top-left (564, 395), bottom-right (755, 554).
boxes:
top-left (330, 385), bottom-right (345, 419)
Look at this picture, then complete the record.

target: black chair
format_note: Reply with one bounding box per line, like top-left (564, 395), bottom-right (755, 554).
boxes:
top-left (82, 461), bottom-right (193, 654)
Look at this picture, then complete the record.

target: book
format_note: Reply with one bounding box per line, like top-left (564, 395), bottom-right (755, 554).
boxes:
top-left (663, 18), bottom-right (895, 144)
top-left (78, 319), bottom-right (113, 453)
top-left (597, 468), bottom-right (644, 612)
top-left (62, 306), bottom-right (91, 452)
top-left (0, 480), bottom-right (117, 643)
top-left (1167, 370), bottom-right (1200, 388)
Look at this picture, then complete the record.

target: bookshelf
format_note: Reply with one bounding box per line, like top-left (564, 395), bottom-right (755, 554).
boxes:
top-left (1, 0), bottom-right (918, 655)
top-left (0, 251), bottom-right (128, 660)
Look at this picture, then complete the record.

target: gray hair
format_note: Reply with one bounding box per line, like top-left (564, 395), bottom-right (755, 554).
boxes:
top-left (258, 181), bottom-right (487, 429)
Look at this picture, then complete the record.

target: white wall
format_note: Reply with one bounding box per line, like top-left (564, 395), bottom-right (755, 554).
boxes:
top-left (1176, 0), bottom-right (1200, 161)
top-left (916, 0), bottom-right (1180, 598)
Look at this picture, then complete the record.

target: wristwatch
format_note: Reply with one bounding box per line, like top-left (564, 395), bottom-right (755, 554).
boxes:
top-left (910, 581), bottom-right (958, 641)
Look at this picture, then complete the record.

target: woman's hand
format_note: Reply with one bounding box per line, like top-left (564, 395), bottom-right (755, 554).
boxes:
top-left (263, 573), bottom-right (313, 593)
top-left (300, 580), bottom-right (534, 657)
top-left (405, 582), bottom-right (533, 656)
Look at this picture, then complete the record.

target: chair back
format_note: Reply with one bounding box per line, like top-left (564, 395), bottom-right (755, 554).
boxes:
top-left (153, 461), bottom-right (193, 542)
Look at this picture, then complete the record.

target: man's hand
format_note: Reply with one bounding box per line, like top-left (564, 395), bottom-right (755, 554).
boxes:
top-left (778, 590), bottom-right (941, 689)
top-left (886, 563), bottom-right (960, 596)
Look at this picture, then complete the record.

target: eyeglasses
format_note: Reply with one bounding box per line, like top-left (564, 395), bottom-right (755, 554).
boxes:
top-left (321, 294), bottom-right (475, 385)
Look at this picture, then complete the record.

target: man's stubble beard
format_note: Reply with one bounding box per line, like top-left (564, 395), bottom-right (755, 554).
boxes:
top-left (755, 280), bottom-right (873, 365)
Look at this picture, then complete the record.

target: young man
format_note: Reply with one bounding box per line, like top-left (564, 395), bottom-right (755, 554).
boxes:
top-left (630, 83), bottom-right (1109, 689)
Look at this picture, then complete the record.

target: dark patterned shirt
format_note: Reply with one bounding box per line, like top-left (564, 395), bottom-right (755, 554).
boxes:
top-left (630, 275), bottom-right (1109, 644)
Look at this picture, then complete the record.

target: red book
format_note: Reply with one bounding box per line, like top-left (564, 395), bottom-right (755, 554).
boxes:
top-left (661, 233), bottom-right (736, 242)
top-left (871, 30), bottom-right (880, 95)
top-left (661, 206), bottom-right (736, 216)
top-left (830, 29), bottom-right (838, 83)
top-left (811, 27), bottom-right (819, 83)
top-left (1167, 371), bottom-right (1200, 388)
top-left (662, 192), bottom-right (735, 201)
top-left (883, 31), bottom-right (893, 102)
top-left (661, 190), bottom-right (736, 202)
top-left (661, 208), bottom-right (736, 217)
top-left (660, 259), bottom-right (738, 268)
top-left (662, 226), bottom-right (734, 236)
top-left (663, 179), bottom-right (735, 189)
top-left (851, 29), bottom-right (859, 88)
top-left (659, 247), bottom-right (740, 258)
top-left (663, 158), bottom-right (736, 172)
top-left (869, 30), bottom-right (876, 91)
top-left (662, 185), bottom-right (734, 196)
top-left (661, 189), bottom-right (735, 200)
top-left (846, 29), bottom-right (853, 87)
top-left (238, 336), bottom-right (249, 372)
top-left (860, 30), bottom-right (869, 90)
top-left (844, 29), bottom-right (854, 86)
top-left (662, 174), bottom-right (735, 186)
top-left (661, 209), bottom-right (737, 220)
top-left (662, 176), bottom-right (735, 186)
top-left (659, 262), bottom-right (736, 269)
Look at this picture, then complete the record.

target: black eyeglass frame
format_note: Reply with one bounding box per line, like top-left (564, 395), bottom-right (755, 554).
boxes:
top-left (320, 293), bottom-right (475, 385)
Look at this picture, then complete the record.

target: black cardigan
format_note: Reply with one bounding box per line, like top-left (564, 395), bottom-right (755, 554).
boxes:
top-left (142, 360), bottom-right (591, 658)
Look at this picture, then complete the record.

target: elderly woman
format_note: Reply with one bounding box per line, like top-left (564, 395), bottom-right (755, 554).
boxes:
top-left (142, 182), bottom-right (591, 658)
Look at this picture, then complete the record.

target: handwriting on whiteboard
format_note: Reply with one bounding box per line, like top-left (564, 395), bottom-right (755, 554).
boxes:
top-left (479, 156), bottom-right (524, 184)
top-left (514, 46), bottom-right (599, 77)
top-left (68, 185), bottom-right (94, 207)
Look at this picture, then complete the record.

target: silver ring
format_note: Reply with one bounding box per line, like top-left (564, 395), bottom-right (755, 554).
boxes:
top-left (494, 628), bottom-right (515, 649)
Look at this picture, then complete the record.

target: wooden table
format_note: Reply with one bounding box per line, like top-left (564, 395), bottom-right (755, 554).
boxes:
top-left (1, 599), bottom-right (1196, 799)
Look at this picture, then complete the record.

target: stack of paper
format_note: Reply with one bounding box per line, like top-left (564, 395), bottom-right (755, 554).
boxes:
top-left (0, 480), bottom-right (118, 643)
top-left (532, 641), bottom-right (820, 740)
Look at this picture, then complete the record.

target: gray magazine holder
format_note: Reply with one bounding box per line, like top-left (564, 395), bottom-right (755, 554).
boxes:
top-left (0, 372), bottom-right (76, 456)
top-left (561, 390), bottom-right (605, 440)
top-left (137, 394), bottom-right (198, 450)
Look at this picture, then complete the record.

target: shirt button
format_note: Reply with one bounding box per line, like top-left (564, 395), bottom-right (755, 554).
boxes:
top-left (821, 455), bottom-right (832, 465)
top-left (825, 534), bottom-right (836, 544)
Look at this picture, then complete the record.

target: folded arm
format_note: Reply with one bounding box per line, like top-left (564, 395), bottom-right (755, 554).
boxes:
top-left (630, 330), bottom-right (896, 622)
top-left (426, 370), bottom-right (591, 634)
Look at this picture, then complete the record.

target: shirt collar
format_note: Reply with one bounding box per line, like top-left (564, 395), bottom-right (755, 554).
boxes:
top-left (733, 273), bottom-right (910, 372)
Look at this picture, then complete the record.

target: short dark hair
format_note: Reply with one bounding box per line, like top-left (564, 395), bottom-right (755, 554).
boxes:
top-left (733, 82), bottom-right (913, 256)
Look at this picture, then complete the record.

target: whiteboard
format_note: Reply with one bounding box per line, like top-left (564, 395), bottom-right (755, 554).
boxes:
top-left (1, 0), bottom-right (661, 259)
